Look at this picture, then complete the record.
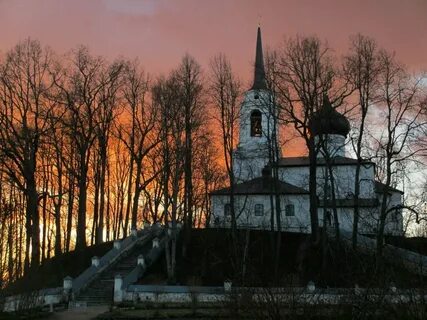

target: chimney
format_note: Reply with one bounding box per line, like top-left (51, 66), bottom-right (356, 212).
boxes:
top-left (262, 166), bottom-right (272, 189)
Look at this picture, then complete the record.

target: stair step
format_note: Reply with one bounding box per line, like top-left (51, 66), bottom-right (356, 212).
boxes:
top-left (75, 232), bottom-right (163, 302)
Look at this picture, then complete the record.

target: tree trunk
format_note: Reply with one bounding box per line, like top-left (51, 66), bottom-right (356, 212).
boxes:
top-left (76, 149), bottom-right (88, 250)
top-left (41, 180), bottom-right (48, 262)
top-left (352, 161), bottom-right (362, 248)
top-left (92, 160), bottom-right (100, 245)
top-left (376, 160), bottom-right (392, 271)
top-left (54, 201), bottom-right (62, 256)
top-left (106, 165), bottom-right (111, 241)
top-left (27, 179), bottom-right (40, 268)
top-left (131, 163), bottom-right (143, 230)
top-left (66, 174), bottom-right (74, 252)
top-left (97, 152), bottom-right (107, 244)
top-left (308, 137), bottom-right (319, 243)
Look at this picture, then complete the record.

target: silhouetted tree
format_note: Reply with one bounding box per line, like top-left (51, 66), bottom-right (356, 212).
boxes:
top-left (274, 36), bottom-right (337, 242)
top-left (209, 53), bottom-right (241, 238)
top-left (0, 39), bottom-right (56, 269)
top-left (343, 34), bottom-right (382, 248)
top-left (374, 50), bottom-right (427, 268)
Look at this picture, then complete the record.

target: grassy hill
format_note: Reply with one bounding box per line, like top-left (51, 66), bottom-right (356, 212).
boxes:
top-left (3, 241), bottom-right (113, 296)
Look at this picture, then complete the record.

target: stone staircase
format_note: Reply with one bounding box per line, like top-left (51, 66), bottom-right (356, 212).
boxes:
top-left (75, 237), bottom-right (154, 306)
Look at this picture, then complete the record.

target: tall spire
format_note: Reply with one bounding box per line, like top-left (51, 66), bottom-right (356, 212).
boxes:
top-left (251, 26), bottom-right (267, 90)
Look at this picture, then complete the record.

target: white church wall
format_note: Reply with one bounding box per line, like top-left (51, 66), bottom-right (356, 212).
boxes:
top-left (316, 134), bottom-right (346, 158)
top-left (359, 207), bottom-right (380, 234)
top-left (381, 191), bottom-right (404, 236)
top-left (211, 190), bottom-right (403, 235)
top-left (211, 194), bottom-right (310, 232)
top-left (317, 164), bottom-right (376, 199)
top-left (316, 206), bottom-right (378, 234)
top-left (278, 162), bottom-right (376, 200)
top-left (318, 208), bottom-right (351, 232)
top-left (281, 196), bottom-right (311, 233)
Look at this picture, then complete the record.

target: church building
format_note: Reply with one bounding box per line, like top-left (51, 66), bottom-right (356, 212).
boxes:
top-left (210, 27), bottom-right (404, 236)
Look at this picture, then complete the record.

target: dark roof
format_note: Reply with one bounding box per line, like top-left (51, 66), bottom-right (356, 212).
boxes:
top-left (375, 181), bottom-right (404, 194)
top-left (309, 95), bottom-right (350, 137)
top-left (277, 156), bottom-right (373, 167)
top-left (210, 177), bottom-right (309, 195)
top-left (250, 26), bottom-right (267, 90)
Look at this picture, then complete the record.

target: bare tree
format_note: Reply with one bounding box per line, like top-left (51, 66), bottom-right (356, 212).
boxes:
top-left (373, 50), bottom-right (427, 267)
top-left (264, 49), bottom-right (286, 278)
top-left (118, 60), bottom-right (159, 234)
top-left (0, 39), bottom-right (56, 269)
top-left (343, 34), bottom-right (382, 248)
top-left (94, 59), bottom-right (124, 243)
top-left (209, 53), bottom-right (241, 239)
top-left (193, 132), bottom-right (226, 228)
top-left (175, 55), bottom-right (205, 256)
top-left (153, 74), bottom-right (185, 283)
top-left (53, 47), bottom-right (123, 249)
top-left (274, 36), bottom-right (337, 242)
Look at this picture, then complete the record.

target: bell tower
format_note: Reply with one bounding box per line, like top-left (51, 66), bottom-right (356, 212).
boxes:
top-left (233, 27), bottom-right (279, 181)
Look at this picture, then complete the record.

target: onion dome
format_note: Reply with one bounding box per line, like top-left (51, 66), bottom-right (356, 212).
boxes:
top-left (309, 95), bottom-right (350, 137)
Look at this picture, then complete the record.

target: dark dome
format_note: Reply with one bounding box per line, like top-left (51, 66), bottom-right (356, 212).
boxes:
top-left (309, 95), bottom-right (350, 137)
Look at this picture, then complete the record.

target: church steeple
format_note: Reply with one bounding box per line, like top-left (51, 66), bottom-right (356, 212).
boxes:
top-left (234, 26), bottom-right (278, 181)
top-left (251, 26), bottom-right (267, 90)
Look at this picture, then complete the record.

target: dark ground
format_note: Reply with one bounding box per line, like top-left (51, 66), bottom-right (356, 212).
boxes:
top-left (3, 229), bottom-right (427, 297)
top-left (384, 235), bottom-right (427, 255)
top-left (140, 228), bottom-right (427, 288)
top-left (2, 241), bottom-right (113, 295)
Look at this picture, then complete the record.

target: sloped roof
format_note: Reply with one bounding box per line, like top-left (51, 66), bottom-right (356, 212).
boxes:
top-left (210, 177), bottom-right (309, 196)
top-left (375, 181), bottom-right (404, 194)
top-left (277, 156), bottom-right (373, 167)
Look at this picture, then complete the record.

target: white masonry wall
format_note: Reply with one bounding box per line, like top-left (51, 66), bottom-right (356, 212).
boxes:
top-left (211, 194), bottom-right (311, 232)
top-left (315, 134), bottom-right (347, 158)
top-left (278, 163), bottom-right (376, 199)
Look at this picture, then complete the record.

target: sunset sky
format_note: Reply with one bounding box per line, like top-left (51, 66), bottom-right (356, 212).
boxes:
top-left (0, 0), bottom-right (426, 86)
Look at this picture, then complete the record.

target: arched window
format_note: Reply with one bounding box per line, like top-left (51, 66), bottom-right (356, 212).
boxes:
top-left (250, 110), bottom-right (262, 137)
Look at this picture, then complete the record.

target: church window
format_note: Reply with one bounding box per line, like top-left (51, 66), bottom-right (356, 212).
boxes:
top-left (224, 203), bottom-right (231, 216)
top-left (250, 110), bottom-right (262, 137)
top-left (254, 204), bottom-right (264, 216)
top-left (326, 211), bottom-right (332, 226)
top-left (285, 204), bottom-right (295, 216)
